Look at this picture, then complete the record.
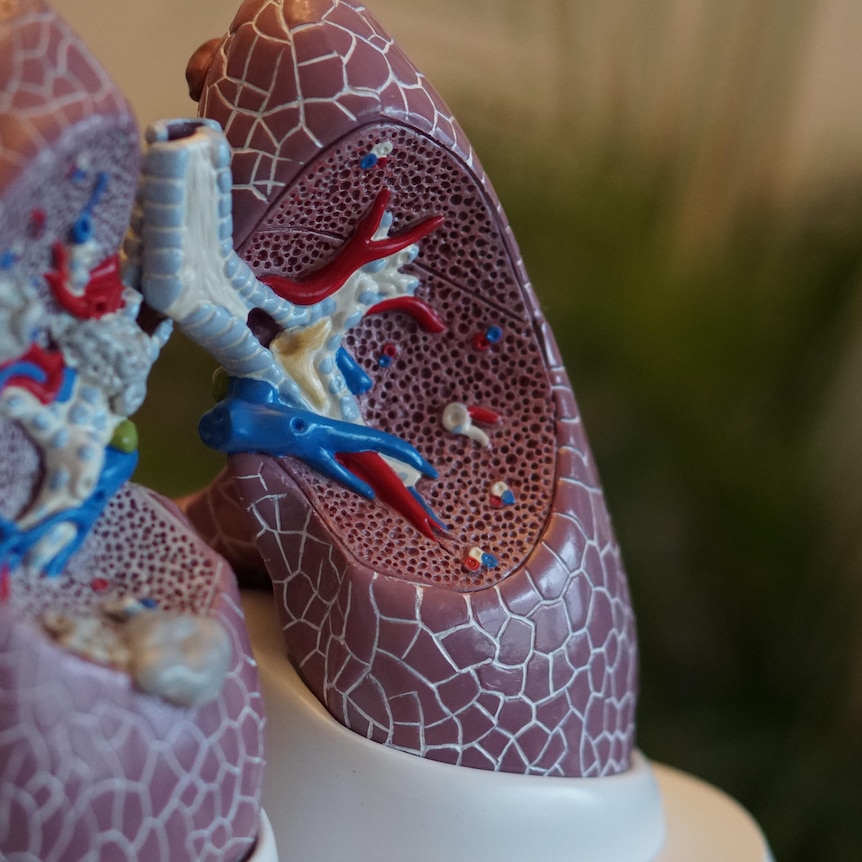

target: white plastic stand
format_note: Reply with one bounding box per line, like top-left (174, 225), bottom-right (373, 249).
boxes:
top-left (241, 591), bottom-right (772, 862)
top-left (651, 764), bottom-right (773, 861)
top-left (246, 810), bottom-right (279, 862)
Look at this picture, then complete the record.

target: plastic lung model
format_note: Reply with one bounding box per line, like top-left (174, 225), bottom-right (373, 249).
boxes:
top-left (0, 3), bottom-right (264, 860)
top-left (183, 0), bottom-right (638, 778)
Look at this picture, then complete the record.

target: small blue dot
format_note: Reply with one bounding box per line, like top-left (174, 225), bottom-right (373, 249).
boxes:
top-left (485, 325), bottom-right (503, 343)
top-left (360, 153), bottom-right (378, 170)
top-left (501, 490), bottom-right (516, 505)
top-left (481, 553), bottom-right (498, 569)
top-left (378, 354), bottom-right (393, 368)
top-left (71, 214), bottom-right (92, 243)
top-left (140, 597), bottom-right (158, 609)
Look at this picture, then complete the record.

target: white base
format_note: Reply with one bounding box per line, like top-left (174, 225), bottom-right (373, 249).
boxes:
top-left (246, 810), bottom-right (278, 862)
top-left (651, 766), bottom-right (773, 862)
top-left (241, 591), bottom-right (771, 862)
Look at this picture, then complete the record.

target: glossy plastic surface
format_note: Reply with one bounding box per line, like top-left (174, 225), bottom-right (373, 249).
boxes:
top-left (242, 590), bottom-right (664, 862)
top-left (243, 589), bottom-right (773, 862)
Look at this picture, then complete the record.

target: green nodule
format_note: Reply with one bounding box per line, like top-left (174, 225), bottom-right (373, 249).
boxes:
top-left (110, 419), bottom-right (138, 453)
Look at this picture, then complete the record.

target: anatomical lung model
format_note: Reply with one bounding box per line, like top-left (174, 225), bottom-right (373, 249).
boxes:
top-left (155, 0), bottom-right (640, 779)
top-left (0, 4), bottom-right (264, 860)
top-left (1, 2), bottom-right (778, 859)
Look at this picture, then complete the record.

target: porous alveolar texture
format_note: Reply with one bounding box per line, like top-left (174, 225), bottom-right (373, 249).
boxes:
top-left (0, 0), bottom-right (139, 334)
top-left (200, 0), bottom-right (638, 778)
top-left (0, 5), bottom-right (264, 858)
top-left (242, 123), bottom-right (556, 590)
top-left (0, 484), bottom-right (265, 862)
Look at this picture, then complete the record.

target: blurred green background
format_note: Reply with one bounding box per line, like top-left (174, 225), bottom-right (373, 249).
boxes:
top-left (485, 147), bottom-right (862, 862)
top-left (132, 138), bottom-right (862, 862)
top-left (56, 1), bottom-right (862, 859)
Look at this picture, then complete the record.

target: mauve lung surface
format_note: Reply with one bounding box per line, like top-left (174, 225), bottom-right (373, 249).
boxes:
top-left (0, 0), bottom-right (138, 298)
top-left (0, 484), bottom-right (266, 862)
top-left (0, 3), bottom-right (264, 859)
top-left (195, 0), bottom-right (638, 777)
top-left (0, 0), bottom-right (131, 183)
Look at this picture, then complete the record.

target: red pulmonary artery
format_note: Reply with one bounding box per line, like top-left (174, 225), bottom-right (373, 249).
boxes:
top-left (45, 243), bottom-right (125, 319)
top-left (0, 343), bottom-right (67, 404)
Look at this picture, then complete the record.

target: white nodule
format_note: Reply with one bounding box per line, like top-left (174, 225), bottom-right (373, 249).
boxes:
top-left (126, 611), bottom-right (232, 707)
top-left (442, 401), bottom-right (490, 447)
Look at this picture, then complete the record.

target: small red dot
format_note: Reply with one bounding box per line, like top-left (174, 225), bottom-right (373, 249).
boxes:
top-left (472, 332), bottom-right (490, 351)
top-left (29, 209), bottom-right (46, 238)
top-left (90, 577), bottom-right (110, 592)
